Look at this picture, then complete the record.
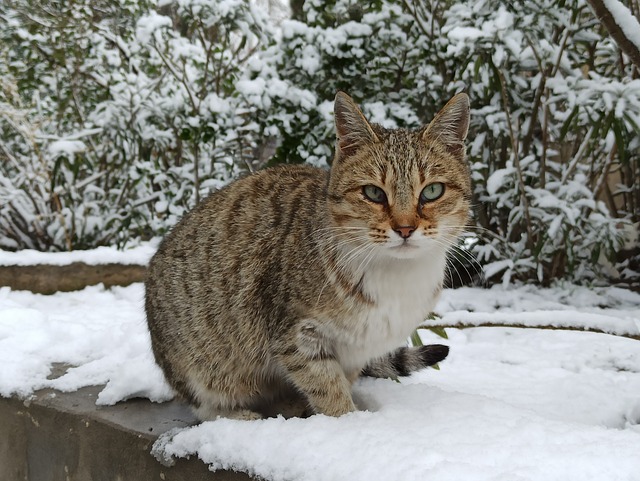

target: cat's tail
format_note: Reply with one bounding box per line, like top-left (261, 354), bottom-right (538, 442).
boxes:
top-left (362, 345), bottom-right (449, 379)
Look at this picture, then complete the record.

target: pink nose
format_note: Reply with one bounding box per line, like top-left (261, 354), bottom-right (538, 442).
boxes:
top-left (394, 225), bottom-right (416, 239)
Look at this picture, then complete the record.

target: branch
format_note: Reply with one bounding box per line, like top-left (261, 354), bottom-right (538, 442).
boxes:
top-left (586, 0), bottom-right (640, 69)
top-left (419, 324), bottom-right (640, 341)
top-left (496, 69), bottom-right (535, 252)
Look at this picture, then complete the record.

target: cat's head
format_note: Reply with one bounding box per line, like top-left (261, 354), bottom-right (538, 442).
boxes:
top-left (327, 92), bottom-right (471, 260)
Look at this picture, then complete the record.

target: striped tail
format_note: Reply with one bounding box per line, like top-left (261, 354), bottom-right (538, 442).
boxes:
top-left (362, 345), bottom-right (449, 379)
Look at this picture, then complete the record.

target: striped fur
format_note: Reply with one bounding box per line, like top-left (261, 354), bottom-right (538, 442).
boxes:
top-left (362, 345), bottom-right (450, 379)
top-left (145, 92), bottom-right (471, 420)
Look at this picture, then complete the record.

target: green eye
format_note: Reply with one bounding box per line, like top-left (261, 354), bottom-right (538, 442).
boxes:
top-left (363, 185), bottom-right (387, 204)
top-left (420, 182), bottom-right (445, 203)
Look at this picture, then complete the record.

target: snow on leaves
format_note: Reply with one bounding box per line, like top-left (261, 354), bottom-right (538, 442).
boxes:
top-left (0, 0), bottom-right (638, 284)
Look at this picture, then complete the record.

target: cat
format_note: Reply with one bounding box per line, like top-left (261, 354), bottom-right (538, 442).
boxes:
top-left (145, 91), bottom-right (471, 420)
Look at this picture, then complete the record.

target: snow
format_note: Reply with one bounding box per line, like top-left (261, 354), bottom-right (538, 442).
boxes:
top-left (47, 139), bottom-right (86, 157)
top-left (136, 12), bottom-right (173, 44)
top-left (0, 284), bottom-right (171, 403)
top-left (485, 166), bottom-right (514, 195)
top-left (1, 276), bottom-right (639, 480)
top-left (601, 0), bottom-right (640, 52)
top-left (0, 241), bottom-right (157, 266)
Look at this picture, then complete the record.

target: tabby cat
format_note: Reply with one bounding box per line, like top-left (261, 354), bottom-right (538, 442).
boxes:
top-left (145, 91), bottom-right (471, 420)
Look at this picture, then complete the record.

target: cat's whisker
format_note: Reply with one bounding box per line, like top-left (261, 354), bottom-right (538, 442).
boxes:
top-left (336, 242), bottom-right (375, 269)
top-left (300, 230), bottom-right (372, 268)
top-left (428, 234), bottom-right (486, 286)
top-left (445, 262), bottom-right (463, 289)
top-left (351, 243), bottom-right (378, 278)
top-left (314, 240), bottom-right (377, 308)
top-left (440, 224), bottom-right (506, 243)
top-left (327, 236), bottom-right (372, 253)
top-left (315, 226), bottom-right (371, 233)
top-left (422, 236), bottom-right (477, 286)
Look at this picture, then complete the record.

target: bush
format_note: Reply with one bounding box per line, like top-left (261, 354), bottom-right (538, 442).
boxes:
top-left (1, 0), bottom-right (638, 285)
top-left (0, 0), bottom-right (270, 250)
top-left (243, 0), bottom-right (640, 284)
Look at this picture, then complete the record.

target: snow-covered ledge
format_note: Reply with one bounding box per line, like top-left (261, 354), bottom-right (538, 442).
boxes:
top-left (0, 243), bottom-right (156, 294)
top-left (0, 383), bottom-right (253, 481)
top-left (0, 263), bottom-right (146, 294)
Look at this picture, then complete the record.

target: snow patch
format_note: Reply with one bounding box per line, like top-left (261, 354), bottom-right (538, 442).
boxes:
top-left (0, 241), bottom-right (158, 266)
top-left (1, 279), bottom-right (639, 480)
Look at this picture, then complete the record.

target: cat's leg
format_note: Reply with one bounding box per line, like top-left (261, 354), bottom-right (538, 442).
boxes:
top-left (274, 320), bottom-right (356, 417)
top-left (278, 355), bottom-right (356, 417)
top-left (252, 378), bottom-right (314, 419)
top-left (362, 344), bottom-right (449, 379)
top-left (186, 378), bottom-right (265, 421)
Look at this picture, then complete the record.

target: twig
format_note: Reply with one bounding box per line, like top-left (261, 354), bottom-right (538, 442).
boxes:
top-left (594, 142), bottom-right (618, 198)
top-left (497, 69), bottom-right (535, 251)
top-left (562, 126), bottom-right (594, 183)
top-left (419, 324), bottom-right (640, 341)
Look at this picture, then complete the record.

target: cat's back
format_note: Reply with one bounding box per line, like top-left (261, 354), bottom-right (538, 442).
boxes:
top-left (151, 164), bottom-right (328, 260)
top-left (146, 164), bottom-right (330, 328)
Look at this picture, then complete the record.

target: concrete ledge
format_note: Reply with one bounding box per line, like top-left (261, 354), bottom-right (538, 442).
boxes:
top-left (0, 263), bottom-right (146, 294)
top-left (0, 387), bottom-right (253, 481)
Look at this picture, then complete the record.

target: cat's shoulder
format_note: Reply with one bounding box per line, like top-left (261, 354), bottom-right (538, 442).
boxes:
top-left (248, 163), bottom-right (328, 184)
top-left (212, 164), bottom-right (327, 193)
top-left (205, 164), bottom-right (329, 203)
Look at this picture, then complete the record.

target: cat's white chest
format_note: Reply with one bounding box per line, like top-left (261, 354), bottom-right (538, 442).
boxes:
top-left (336, 254), bottom-right (446, 373)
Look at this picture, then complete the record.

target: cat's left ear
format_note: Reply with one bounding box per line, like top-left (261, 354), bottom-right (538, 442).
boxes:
top-left (422, 93), bottom-right (470, 159)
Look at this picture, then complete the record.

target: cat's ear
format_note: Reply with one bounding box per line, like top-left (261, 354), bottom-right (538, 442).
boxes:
top-left (422, 93), bottom-right (470, 159)
top-left (334, 91), bottom-right (379, 158)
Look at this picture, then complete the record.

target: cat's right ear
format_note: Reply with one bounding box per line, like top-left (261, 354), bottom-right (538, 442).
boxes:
top-left (334, 91), bottom-right (379, 159)
top-left (422, 93), bottom-right (470, 159)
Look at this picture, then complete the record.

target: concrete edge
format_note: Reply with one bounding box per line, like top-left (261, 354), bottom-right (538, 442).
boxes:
top-left (0, 386), bottom-right (254, 481)
top-left (0, 263), bottom-right (147, 294)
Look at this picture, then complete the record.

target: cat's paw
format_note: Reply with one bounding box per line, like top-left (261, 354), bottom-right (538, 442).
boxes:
top-left (315, 397), bottom-right (357, 417)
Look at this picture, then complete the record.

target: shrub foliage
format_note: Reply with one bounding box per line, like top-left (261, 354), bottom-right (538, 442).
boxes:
top-left (1, 0), bottom-right (638, 284)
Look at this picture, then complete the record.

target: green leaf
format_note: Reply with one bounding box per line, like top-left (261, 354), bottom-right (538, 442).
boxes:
top-left (424, 327), bottom-right (448, 340)
top-left (559, 106), bottom-right (578, 141)
top-left (611, 119), bottom-right (627, 164)
top-left (410, 330), bottom-right (423, 347)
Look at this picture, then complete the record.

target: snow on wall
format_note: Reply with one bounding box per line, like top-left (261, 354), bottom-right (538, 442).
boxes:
top-left (0, 241), bottom-right (158, 266)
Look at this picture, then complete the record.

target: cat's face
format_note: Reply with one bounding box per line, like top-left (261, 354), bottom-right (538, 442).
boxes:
top-left (327, 93), bottom-right (471, 261)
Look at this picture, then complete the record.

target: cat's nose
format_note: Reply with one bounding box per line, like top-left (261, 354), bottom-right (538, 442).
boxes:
top-left (394, 225), bottom-right (416, 239)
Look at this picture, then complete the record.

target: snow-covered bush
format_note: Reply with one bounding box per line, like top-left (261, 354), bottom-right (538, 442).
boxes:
top-left (240, 0), bottom-right (432, 166)
top-left (0, 0), bottom-right (271, 250)
top-left (1, 0), bottom-right (638, 285)
top-left (245, 0), bottom-right (639, 284)
top-left (0, 0), bottom-right (141, 250)
top-left (443, 0), bottom-right (639, 283)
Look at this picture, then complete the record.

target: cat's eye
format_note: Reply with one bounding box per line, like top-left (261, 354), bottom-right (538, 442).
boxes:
top-left (420, 182), bottom-right (445, 203)
top-left (362, 185), bottom-right (387, 204)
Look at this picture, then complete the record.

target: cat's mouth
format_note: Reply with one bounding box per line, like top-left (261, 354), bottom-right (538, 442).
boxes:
top-left (390, 240), bottom-right (418, 249)
top-left (385, 240), bottom-right (422, 258)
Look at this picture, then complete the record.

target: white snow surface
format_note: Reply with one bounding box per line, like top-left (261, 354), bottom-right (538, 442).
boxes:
top-left (1, 280), bottom-right (639, 480)
top-left (0, 241), bottom-right (157, 266)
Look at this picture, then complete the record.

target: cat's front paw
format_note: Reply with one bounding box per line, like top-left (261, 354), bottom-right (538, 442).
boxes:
top-left (314, 397), bottom-right (357, 417)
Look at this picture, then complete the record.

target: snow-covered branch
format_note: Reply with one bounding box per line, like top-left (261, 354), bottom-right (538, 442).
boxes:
top-left (587, 0), bottom-right (640, 68)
